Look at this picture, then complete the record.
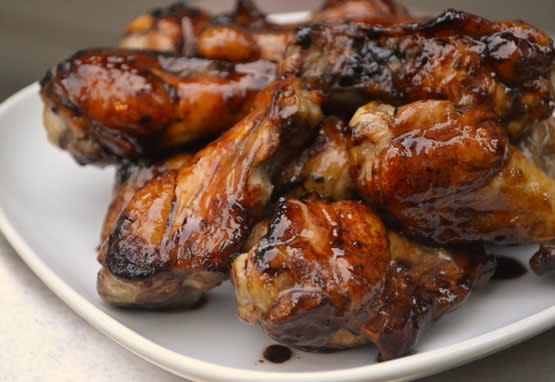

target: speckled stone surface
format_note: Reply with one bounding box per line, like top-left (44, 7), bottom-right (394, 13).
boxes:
top-left (0, 234), bottom-right (183, 382)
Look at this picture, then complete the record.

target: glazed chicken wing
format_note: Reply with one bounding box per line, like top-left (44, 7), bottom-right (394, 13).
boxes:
top-left (97, 77), bottom-right (323, 308)
top-left (121, 0), bottom-right (414, 62)
top-left (40, 49), bottom-right (275, 165)
top-left (232, 197), bottom-right (494, 359)
top-left (232, 197), bottom-right (390, 351)
top-left (277, 116), bottom-right (357, 201)
top-left (121, 0), bottom-right (289, 62)
top-left (349, 100), bottom-right (555, 245)
top-left (281, 10), bottom-right (555, 138)
top-left (100, 153), bottom-right (193, 243)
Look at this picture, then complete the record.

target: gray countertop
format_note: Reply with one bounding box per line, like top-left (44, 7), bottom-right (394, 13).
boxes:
top-left (1, 1), bottom-right (554, 381)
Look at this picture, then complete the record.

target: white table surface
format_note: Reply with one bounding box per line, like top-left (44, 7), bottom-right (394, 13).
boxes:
top-left (1, 1), bottom-right (555, 381)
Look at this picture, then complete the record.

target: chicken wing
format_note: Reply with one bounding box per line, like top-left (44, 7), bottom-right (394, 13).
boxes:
top-left (232, 197), bottom-right (494, 359)
top-left (120, 0), bottom-right (286, 62)
top-left (40, 49), bottom-right (275, 165)
top-left (277, 116), bottom-right (357, 201)
top-left (97, 77), bottom-right (323, 308)
top-left (349, 100), bottom-right (555, 245)
top-left (280, 10), bottom-right (555, 138)
top-left (121, 0), bottom-right (414, 62)
top-left (232, 197), bottom-right (390, 351)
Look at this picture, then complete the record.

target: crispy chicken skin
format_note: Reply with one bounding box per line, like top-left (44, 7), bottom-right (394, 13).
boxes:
top-left (277, 116), bottom-right (357, 201)
top-left (97, 77), bottom-right (323, 308)
top-left (281, 10), bottom-right (555, 138)
top-left (232, 197), bottom-right (494, 359)
top-left (121, 0), bottom-right (414, 62)
top-left (200, 0), bottom-right (415, 61)
top-left (232, 197), bottom-right (390, 351)
top-left (100, 154), bottom-right (193, 244)
top-left (349, 100), bottom-right (555, 245)
top-left (40, 49), bottom-right (275, 165)
top-left (364, 231), bottom-right (494, 360)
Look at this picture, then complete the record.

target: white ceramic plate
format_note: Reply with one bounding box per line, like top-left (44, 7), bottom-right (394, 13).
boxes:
top-left (1, 88), bottom-right (555, 382)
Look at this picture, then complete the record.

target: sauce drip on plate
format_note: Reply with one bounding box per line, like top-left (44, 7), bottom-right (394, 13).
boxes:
top-left (263, 345), bottom-right (292, 363)
top-left (493, 256), bottom-right (527, 280)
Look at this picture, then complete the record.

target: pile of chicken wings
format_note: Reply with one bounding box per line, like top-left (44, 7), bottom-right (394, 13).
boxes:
top-left (39, 0), bottom-right (555, 361)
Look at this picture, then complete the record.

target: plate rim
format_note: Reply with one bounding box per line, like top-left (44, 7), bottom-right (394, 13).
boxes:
top-left (2, 82), bottom-right (555, 382)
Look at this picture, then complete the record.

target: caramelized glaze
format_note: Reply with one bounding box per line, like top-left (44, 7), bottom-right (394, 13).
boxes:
top-left (97, 77), bottom-right (323, 308)
top-left (350, 100), bottom-right (555, 245)
top-left (281, 10), bottom-right (555, 137)
top-left (40, 49), bottom-right (276, 165)
top-left (233, 197), bottom-right (390, 351)
top-left (277, 116), bottom-right (357, 201)
top-left (364, 232), bottom-right (495, 360)
top-left (121, 0), bottom-right (415, 62)
top-left (232, 197), bottom-right (494, 359)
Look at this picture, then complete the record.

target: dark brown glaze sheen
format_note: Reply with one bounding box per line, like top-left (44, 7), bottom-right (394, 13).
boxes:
top-left (40, 49), bottom-right (276, 165)
top-left (492, 256), bottom-right (527, 280)
top-left (281, 10), bottom-right (555, 137)
top-left (232, 197), bottom-right (494, 359)
top-left (349, 100), bottom-right (555, 245)
top-left (100, 154), bottom-right (193, 245)
top-left (232, 197), bottom-right (390, 351)
top-left (530, 243), bottom-right (555, 275)
top-left (277, 116), bottom-right (357, 201)
top-left (364, 232), bottom-right (495, 360)
top-left (97, 77), bottom-right (323, 308)
top-left (198, 0), bottom-right (416, 62)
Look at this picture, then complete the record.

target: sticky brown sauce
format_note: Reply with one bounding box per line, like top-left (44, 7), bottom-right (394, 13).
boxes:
top-left (261, 345), bottom-right (292, 363)
top-left (492, 256), bottom-right (527, 280)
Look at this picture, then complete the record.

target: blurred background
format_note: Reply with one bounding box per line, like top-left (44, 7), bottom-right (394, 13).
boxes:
top-left (0, 0), bottom-right (554, 101)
